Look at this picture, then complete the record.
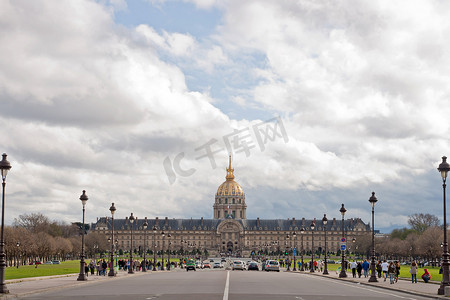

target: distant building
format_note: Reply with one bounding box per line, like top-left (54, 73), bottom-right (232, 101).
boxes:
top-left (93, 156), bottom-right (370, 257)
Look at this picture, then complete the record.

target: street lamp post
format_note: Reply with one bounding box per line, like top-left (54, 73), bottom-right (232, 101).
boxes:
top-left (0, 153), bottom-right (11, 293)
top-left (108, 203), bottom-right (116, 277)
top-left (322, 214), bottom-right (329, 275)
top-left (286, 234), bottom-right (290, 271)
top-left (339, 203), bottom-right (347, 278)
top-left (368, 192), bottom-right (378, 282)
top-left (127, 213), bottom-right (135, 274)
top-left (142, 218), bottom-right (148, 272)
top-left (16, 242), bottom-right (20, 268)
top-left (161, 231), bottom-right (165, 271)
top-left (310, 221), bottom-right (315, 273)
top-left (152, 226), bottom-right (157, 271)
top-left (77, 190), bottom-right (88, 281)
top-left (292, 232), bottom-right (297, 271)
top-left (300, 227), bottom-right (305, 271)
top-left (167, 234), bottom-right (171, 270)
top-left (438, 156), bottom-right (450, 295)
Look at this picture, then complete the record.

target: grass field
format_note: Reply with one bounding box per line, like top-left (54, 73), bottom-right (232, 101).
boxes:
top-left (6, 260), bottom-right (79, 280)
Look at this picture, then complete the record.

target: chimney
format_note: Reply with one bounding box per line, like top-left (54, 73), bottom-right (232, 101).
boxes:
top-left (302, 217), bottom-right (305, 226)
top-left (201, 217), bottom-right (204, 225)
top-left (165, 217), bottom-right (168, 226)
top-left (155, 217), bottom-right (159, 226)
top-left (257, 217), bottom-right (260, 227)
top-left (332, 218), bottom-right (336, 225)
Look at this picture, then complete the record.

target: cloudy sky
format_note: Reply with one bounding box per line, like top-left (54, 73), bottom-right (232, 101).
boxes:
top-left (1, 0), bottom-right (449, 233)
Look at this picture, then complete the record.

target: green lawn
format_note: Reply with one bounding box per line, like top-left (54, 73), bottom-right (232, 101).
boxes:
top-left (6, 260), bottom-right (79, 280)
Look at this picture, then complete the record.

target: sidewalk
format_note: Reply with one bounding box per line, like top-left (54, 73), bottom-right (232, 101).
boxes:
top-left (0, 269), bottom-right (151, 299)
top-left (299, 269), bottom-right (446, 299)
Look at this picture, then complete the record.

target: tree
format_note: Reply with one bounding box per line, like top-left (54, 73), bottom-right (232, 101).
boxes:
top-left (391, 228), bottom-right (417, 240)
top-left (408, 213), bottom-right (440, 234)
top-left (13, 213), bottom-right (51, 234)
top-left (417, 226), bottom-right (442, 260)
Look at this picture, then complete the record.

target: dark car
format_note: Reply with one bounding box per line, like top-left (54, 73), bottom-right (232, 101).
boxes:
top-left (247, 262), bottom-right (259, 271)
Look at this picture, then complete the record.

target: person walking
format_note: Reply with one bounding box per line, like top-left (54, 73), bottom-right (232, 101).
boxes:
top-left (376, 261), bottom-right (382, 278)
top-left (362, 260), bottom-right (370, 278)
top-left (357, 261), bottom-right (362, 278)
top-left (410, 261), bottom-right (418, 283)
top-left (394, 261), bottom-right (400, 283)
top-left (381, 260), bottom-right (389, 281)
top-left (350, 261), bottom-right (357, 278)
top-left (388, 261), bottom-right (396, 284)
top-left (89, 260), bottom-right (95, 275)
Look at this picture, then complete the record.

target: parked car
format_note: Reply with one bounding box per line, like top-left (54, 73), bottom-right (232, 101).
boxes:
top-left (213, 262), bottom-right (222, 268)
top-left (52, 260), bottom-right (61, 264)
top-left (265, 260), bottom-right (280, 272)
top-left (232, 261), bottom-right (245, 270)
top-left (44, 261), bottom-right (53, 264)
top-left (247, 261), bottom-right (259, 271)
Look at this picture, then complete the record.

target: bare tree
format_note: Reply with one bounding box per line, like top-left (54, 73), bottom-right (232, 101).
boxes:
top-left (13, 213), bottom-right (50, 234)
top-left (417, 226), bottom-right (442, 261)
top-left (408, 213), bottom-right (440, 234)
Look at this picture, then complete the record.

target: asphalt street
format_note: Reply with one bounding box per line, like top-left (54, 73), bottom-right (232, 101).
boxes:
top-left (17, 268), bottom-right (433, 300)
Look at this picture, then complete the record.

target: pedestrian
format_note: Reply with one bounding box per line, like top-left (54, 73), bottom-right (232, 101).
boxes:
top-left (422, 268), bottom-right (431, 283)
top-left (381, 260), bottom-right (389, 281)
top-left (376, 261), bottom-right (382, 278)
top-left (357, 261), bottom-right (362, 278)
top-left (395, 261), bottom-right (400, 283)
top-left (102, 260), bottom-right (107, 276)
top-left (350, 260), bottom-right (357, 278)
top-left (388, 261), bottom-right (396, 284)
top-left (89, 260), bottom-right (95, 275)
top-left (362, 260), bottom-right (370, 278)
top-left (84, 262), bottom-right (89, 277)
top-left (410, 261), bottom-right (418, 283)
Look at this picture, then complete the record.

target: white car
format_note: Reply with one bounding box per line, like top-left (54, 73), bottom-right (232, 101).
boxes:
top-left (232, 260), bottom-right (245, 270)
top-left (265, 260), bottom-right (280, 272)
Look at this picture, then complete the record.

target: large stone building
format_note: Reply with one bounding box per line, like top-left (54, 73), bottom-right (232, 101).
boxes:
top-left (93, 157), bottom-right (370, 257)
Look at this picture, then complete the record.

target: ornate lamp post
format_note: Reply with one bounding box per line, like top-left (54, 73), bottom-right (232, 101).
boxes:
top-left (16, 242), bottom-right (20, 268)
top-left (142, 218), bottom-right (148, 272)
top-left (127, 213), bottom-right (135, 274)
top-left (77, 190), bottom-right (88, 281)
top-left (322, 214), bottom-right (329, 275)
top-left (292, 232), bottom-right (297, 271)
top-left (368, 192), bottom-right (378, 282)
top-left (108, 203), bottom-right (116, 277)
top-left (438, 156), bottom-right (450, 295)
top-left (152, 225), bottom-right (157, 271)
top-left (167, 233), bottom-right (171, 270)
top-left (161, 231), bottom-right (165, 270)
top-left (286, 234), bottom-right (290, 271)
top-left (0, 153), bottom-right (11, 293)
top-left (300, 227), bottom-right (305, 271)
top-left (310, 221), bottom-right (315, 272)
top-left (339, 203), bottom-right (347, 278)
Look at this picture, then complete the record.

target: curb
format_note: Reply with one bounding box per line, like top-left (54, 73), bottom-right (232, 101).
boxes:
top-left (300, 271), bottom-right (447, 300)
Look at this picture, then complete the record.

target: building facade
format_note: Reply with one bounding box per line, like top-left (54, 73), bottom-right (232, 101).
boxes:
top-left (94, 157), bottom-right (370, 257)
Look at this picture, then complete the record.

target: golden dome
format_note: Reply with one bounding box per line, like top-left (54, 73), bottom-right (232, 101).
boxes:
top-left (216, 155), bottom-right (244, 196)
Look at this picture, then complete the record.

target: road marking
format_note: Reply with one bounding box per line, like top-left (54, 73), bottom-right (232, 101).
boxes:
top-left (223, 270), bottom-right (230, 300)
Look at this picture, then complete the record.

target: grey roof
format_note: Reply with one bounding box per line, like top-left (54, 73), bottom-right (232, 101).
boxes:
top-left (92, 217), bottom-right (370, 232)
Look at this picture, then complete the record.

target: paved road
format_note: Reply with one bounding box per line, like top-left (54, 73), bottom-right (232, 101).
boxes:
top-left (17, 268), bottom-right (434, 300)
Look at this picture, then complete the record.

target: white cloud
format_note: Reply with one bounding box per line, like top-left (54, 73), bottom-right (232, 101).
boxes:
top-left (1, 0), bottom-right (449, 232)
